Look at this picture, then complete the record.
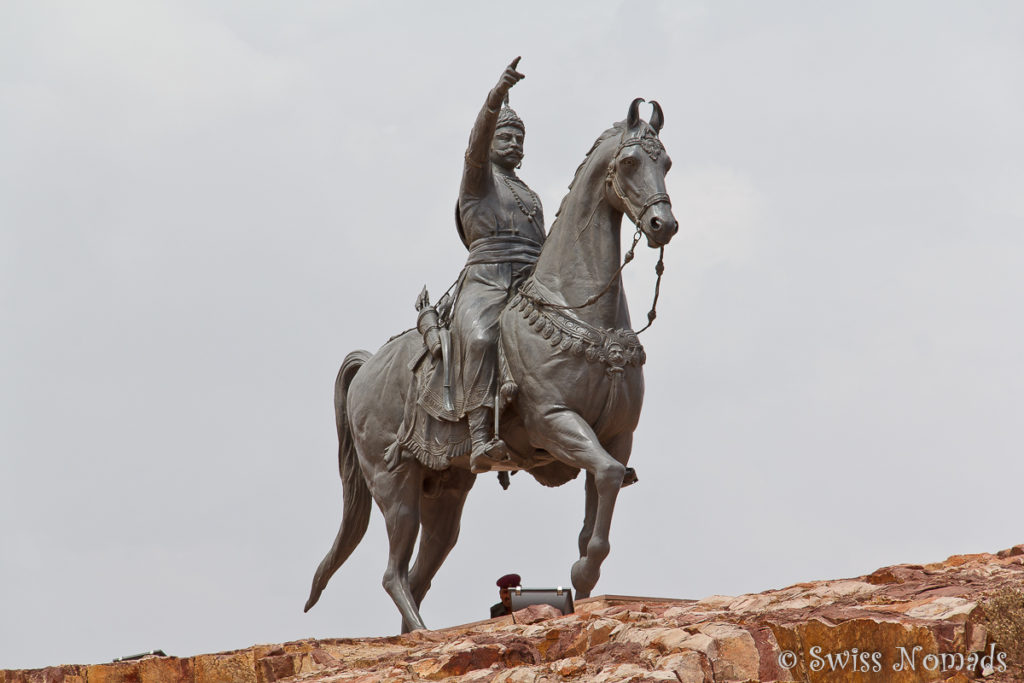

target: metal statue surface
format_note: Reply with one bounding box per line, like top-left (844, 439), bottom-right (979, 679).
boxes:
top-left (305, 58), bottom-right (678, 632)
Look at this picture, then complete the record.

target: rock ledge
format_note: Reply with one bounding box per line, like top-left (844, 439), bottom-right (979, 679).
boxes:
top-left (5, 545), bottom-right (1024, 683)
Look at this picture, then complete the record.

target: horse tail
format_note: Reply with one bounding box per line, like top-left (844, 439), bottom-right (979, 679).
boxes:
top-left (304, 350), bottom-right (373, 613)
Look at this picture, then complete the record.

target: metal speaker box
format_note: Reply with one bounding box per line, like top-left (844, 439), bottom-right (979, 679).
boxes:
top-left (508, 586), bottom-right (574, 615)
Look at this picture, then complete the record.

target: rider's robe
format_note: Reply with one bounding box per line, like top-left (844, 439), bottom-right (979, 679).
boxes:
top-left (418, 208), bottom-right (545, 422)
top-left (419, 91), bottom-right (546, 423)
top-left (389, 94), bottom-right (546, 468)
top-left (393, 183), bottom-right (545, 469)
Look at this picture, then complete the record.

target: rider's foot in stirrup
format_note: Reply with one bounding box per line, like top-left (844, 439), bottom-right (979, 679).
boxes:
top-left (470, 438), bottom-right (512, 473)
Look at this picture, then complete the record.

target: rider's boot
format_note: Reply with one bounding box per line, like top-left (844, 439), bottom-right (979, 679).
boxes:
top-left (468, 406), bottom-right (511, 473)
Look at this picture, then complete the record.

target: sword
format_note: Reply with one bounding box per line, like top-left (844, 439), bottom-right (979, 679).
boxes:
top-left (440, 328), bottom-right (454, 413)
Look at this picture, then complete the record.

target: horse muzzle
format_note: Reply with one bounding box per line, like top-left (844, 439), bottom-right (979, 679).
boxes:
top-left (644, 203), bottom-right (678, 247)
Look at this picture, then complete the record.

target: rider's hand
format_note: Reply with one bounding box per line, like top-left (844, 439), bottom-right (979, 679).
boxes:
top-left (489, 57), bottom-right (524, 108)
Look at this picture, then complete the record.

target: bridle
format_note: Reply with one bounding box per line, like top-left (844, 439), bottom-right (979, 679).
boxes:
top-left (606, 128), bottom-right (672, 228)
top-left (520, 126), bottom-right (670, 333)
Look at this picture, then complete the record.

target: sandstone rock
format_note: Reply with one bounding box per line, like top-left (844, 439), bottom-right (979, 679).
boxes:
top-left (492, 666), bottom-right (545, 683)
top-left (408, 657), bottom-right (442, 678)
top-left (996, 544), bottom-right (1024, 559)
top-left (675, 632), bottom-right (715, 657)
top-left (459, 671), bottom-right (502, 683)
top-left (409, 643), bottom-right (504, 680)
top-left (512, 603), bottom-right (562, 625)
top-left (551, 656), bottom-right (586, 676)
top-left (311, 649), bottom-right (340, 667)
top-left (257, 653), bottom-right (295, 682)
top-left (650, 627), bottom-right (698, 653)
top-left (905, 597), bottom-right (977, 622)
top-left (696, 622), bottom-right (759, 682)
top-left (193, 651), bottom-right (257, 683)
top-left (966, 623), bottom-right (988, 653)
top-left (728, 593), bottom-right (774, 612)
top-left (558, 617), bottom-right (620, 659)
top-left (615, 625), bottom-right (671, 648)
top-left (809, 580), bottom-right (879, 600)
top-left (693, 595), bottom-right (734, 610)
top-left (590, 662), bottom-right (652, 682)
top-left (663, 605), bottom-right (694, 619)
top-left (655, 651), bottom-right (712, 683)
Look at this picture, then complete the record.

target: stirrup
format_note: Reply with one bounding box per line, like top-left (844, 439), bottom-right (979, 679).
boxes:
top-left (470, 438), bottom-right (511, 473)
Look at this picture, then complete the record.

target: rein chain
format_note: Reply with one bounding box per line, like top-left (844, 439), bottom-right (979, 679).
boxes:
top-left (520, 227), bottom-right (665, 334)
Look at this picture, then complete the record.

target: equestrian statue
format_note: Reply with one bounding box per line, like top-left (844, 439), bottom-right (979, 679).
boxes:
top-left (305, 58), bottom-right (678, 632)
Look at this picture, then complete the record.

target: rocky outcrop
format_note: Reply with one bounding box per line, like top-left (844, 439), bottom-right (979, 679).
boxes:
top-left (5, 545), bottom-right (1024, 683)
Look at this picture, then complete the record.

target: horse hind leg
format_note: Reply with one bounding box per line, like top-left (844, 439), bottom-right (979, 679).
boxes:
top-left (401, 468), bottom-right (476, 633)
top-left (376, 461), bottom-right (429, 633)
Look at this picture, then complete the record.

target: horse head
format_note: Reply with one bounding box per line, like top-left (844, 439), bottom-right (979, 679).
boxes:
top-left (605, 98), bottom-right (677, 247)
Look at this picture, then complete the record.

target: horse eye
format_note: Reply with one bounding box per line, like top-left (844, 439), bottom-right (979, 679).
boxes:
top-left (621, 157), bottom-right (636, 168)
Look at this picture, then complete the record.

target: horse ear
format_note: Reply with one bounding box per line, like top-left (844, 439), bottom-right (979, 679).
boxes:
top-left (650, 100), bottom-right (664, 132)
top-left (627, 97), bottom-right (644, 129)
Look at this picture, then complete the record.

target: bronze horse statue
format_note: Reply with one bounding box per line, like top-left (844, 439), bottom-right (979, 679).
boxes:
top-left (305, 99), bottom-right (677, 632)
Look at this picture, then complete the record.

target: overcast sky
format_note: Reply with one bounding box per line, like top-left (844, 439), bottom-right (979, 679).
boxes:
top-left (2, 0), bottom-right (1023, 671)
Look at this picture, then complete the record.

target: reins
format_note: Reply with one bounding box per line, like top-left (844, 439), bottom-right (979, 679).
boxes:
top-left (520, 226), bottom-right (665, 334)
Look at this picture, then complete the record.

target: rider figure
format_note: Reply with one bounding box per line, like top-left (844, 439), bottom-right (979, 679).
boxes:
top-left (454, 58), bottom-right (545, 473)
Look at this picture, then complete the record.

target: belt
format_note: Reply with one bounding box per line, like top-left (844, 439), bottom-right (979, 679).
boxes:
top-left (465, 235), bottom-right (542, 266)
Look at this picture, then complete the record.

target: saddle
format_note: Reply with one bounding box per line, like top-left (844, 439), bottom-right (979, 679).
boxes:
top-left (383, 289), bottom-right (522, 473)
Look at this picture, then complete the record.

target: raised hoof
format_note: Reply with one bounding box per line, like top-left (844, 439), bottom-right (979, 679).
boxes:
top-left (621, 466), bottom-right (638, 487)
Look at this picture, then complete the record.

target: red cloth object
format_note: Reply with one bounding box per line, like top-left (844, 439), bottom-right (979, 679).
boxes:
top-left (496, 573), bottom-right (521, 588)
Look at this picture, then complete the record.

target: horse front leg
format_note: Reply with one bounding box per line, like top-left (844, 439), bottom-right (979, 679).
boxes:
top-left (578, 472), bottom-right (597, 558)
top-left (527, 408), bottom-right (627, 599)
top-left (577, 432), bottom-right (632, 563)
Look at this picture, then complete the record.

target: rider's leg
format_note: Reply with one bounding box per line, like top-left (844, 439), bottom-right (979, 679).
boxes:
top-left (468, 404), bottom-right (511, 473)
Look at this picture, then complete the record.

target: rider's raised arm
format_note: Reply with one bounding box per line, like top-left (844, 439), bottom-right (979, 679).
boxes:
top-left (461, 95), bottom-right (501, 197)
top-left (461, 58), bottom-right (524, 198)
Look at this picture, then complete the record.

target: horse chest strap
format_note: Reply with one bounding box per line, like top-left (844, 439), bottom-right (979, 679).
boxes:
top-left (510, 291), bottom-right (646, 375)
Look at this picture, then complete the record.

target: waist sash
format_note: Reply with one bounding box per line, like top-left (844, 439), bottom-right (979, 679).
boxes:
top-left (465, 235), bottom-right (542, 266)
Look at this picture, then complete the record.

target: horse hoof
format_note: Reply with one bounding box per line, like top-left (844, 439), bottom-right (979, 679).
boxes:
top-left (571, 558), bottom-right (599, 597)
top-left (621, 467), bottom-right (638, 487)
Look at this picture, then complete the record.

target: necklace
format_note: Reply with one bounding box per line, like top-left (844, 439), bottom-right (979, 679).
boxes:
top-left (499, 174), bottom-right (541, 231)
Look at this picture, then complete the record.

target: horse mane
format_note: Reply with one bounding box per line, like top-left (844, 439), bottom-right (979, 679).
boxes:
top-left (551, 123), bottom-right (625, 228)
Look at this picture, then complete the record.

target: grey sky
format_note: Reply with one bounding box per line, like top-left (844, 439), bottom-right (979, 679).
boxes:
top-left (2, 0), bottom-right (1023, 670)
